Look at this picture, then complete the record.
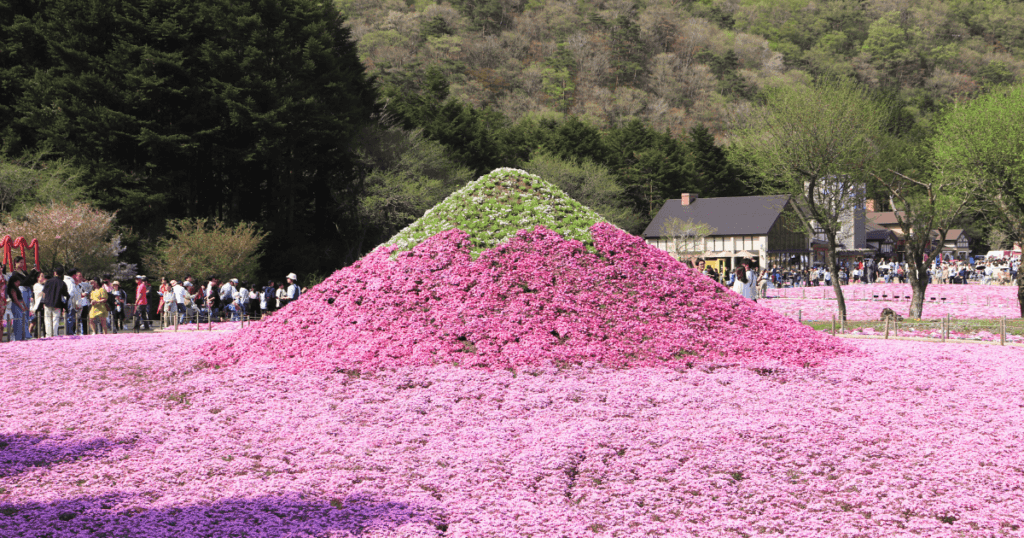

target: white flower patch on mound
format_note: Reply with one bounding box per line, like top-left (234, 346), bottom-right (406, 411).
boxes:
top-left (383, 168), bottom-right (609, 256)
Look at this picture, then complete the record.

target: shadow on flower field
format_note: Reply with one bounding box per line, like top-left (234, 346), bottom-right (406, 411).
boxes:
top-left (0, 492), bottom-right (447, 537)
top-left (0, 434), bottom-right (118, 478)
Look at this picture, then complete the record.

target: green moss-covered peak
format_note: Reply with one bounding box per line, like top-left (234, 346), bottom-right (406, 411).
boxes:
top-left (381, 168), bottom-right (610, 256)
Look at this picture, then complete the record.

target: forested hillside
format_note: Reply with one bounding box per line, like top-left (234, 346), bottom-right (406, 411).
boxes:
top-left (347, 0), bottom-right (1023, 135)
top-left (2, 0), bottom-right (1023, 278)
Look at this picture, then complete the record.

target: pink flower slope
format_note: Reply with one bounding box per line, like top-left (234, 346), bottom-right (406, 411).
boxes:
top-left (205, 224), bottom-right (849, 371)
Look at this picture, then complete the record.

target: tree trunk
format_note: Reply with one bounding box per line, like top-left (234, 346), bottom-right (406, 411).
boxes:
top-left (1018, 272), bottom-right (1024, 318)
top-left (907, 261), bottom-right (927, 319)
top-left (826, 244), bottom-right (847, 321)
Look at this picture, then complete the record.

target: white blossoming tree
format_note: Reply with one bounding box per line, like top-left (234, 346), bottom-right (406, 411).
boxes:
top-left (1, 202), bottom-right (131, 277)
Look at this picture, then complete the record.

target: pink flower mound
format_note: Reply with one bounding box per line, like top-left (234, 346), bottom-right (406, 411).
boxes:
top-left (205, 223), bottom-right (849, 371)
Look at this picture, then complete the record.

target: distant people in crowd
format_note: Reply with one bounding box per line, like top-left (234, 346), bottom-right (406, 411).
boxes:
top-left (0, 260), bottom-right (316, 341)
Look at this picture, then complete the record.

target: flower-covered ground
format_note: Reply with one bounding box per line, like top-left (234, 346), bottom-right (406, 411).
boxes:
top-left (204, 224), bottom-right (846, 372)
top-left (768, 284), bottom-right (1019, 311)
top-left (3, 332), bottom-right (1023, 537)
top-left (762, 284), bottom-right (1021, 321)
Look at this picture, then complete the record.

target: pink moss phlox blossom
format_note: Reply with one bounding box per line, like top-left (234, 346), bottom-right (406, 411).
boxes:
top-left (203, 224), bottom-right (849, 372)
top-left (766, 284), bottom-right (1020, 320)
top-left (2, 334), bottom-right (1023, 536)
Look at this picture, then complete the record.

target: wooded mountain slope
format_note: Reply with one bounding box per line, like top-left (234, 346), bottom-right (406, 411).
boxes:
top-left (345, 0), bottom-right (1024, 136)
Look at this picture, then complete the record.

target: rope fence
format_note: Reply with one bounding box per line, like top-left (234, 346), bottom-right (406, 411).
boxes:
top-left (768, 285), bottom-right (1021, 309)
top-left (789, 311), bottom-right (1024, 345)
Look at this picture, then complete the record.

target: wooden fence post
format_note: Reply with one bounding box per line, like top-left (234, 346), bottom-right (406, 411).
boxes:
top-left (884, 318), bottom-right (889, 339)
top-left (1001, 316), bottom-right (1006, 346)
top-left (832, 314), bottom-right (836, 336)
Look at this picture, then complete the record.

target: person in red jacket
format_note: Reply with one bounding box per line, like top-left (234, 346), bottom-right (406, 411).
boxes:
top-left (134, 275), bottom-right (151, 330)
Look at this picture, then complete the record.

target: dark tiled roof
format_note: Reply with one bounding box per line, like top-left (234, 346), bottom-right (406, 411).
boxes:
top-left (865, 220), bottom-right (895, 241)
top-left (866, 229), bottom-right (894, 241)
top-left (643, 195), bottom-right (792, 238)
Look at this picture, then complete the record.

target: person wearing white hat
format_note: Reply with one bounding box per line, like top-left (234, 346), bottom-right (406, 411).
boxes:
top-left (282, 273), bottom-right (300, 307)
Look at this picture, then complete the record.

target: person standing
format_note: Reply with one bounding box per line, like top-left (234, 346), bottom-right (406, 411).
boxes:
top-left (110, 281), bottom-right (126, 332)
top-left (741, 260), bottom-right (757, 302)
top-left (6, 273), bottom-right (29, 340)
top-left (172, 280), bottom-right (187, 324)
top-left (42, 267), bottom-right (70, 337)
top-left (275, 282), bottom-right (287, 309)
top-left (64, 269), bottom-right (80, 335)
top-left (77, 276), bottom-right (92, 335)
top-left (205, 277), bottom-right (221, 322)
top-left (261, 280), bottom-right (275, 316)
top-left (236, 281), bottom-right (249, 320)
top-left (156, 277), bottom-right (169, 326)
top-left (0, 266), bottom-right (6, 338)
top-left (134, 275), bottom-right (151, 330)
top-left (731, 266), bottom-right (748, 297)
top-left (757, 269), bottom-right (769, 300)
top-left (89, 278), bottom-right (109, 335)
top-left (284, 273), bottom-right (301, 306)
top-left (31, 271), bottom-right (46, 337)
top-left (220, 278), bottom-right (236, 321)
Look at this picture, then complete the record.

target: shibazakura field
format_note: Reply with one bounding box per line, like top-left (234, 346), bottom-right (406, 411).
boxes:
top-left (3, 333), bottom-right (1023, 537)
top-left (3, 170), bottom-right (1024, 537)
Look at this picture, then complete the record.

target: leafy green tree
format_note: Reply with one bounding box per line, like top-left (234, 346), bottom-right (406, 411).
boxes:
top-left (735, 78), bottom-right (890, 321)
top-left (977, 61), bottom-right (1016, 87)
top-left (604, 119), bottom-right (695, 219)
top-left (352, 125), bottom-right (475, 249)
top-left (420, 15), bottom-right (452, 40)
top-left (144, 218), bottom-right (268, 284)
top-left (685, 123), bottom-right (746, 198)
top-left (0, 151), bottom-right (87, 217)
top-left (933, 83), bottom-right (1024, 316)
top-left (609, 14), bottom-right (646, 87)
top-left (449, 0), bottom-right (519, 33)
top-left (521, 152), bottom-right (643, 232)
top-left (870, 141), bottom-right (974, 319)
top-left (660, 217), bottom-right (717, 264)
top-left (696, 50), bottom-right (753, 99)
top-left (540, 116), bottom-right (606, 164)
top-left (542, 43), bottom-right (576, 113)
top-left (861, 11), bottom-right (924, 86)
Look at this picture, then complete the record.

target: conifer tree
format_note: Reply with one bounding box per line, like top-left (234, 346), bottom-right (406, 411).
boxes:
top-left (4, 0), bottom-right (374, 272)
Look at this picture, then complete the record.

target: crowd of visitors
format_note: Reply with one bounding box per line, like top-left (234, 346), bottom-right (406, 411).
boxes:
top-left (1, 256), bottom-right (303, 341)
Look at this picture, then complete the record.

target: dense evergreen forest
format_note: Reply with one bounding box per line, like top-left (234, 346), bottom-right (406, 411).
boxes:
top-left (2, 0), bottom-right (1023, 279)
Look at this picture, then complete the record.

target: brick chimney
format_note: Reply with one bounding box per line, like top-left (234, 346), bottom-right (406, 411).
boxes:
top-left (681, 193), bottom-right (698, 206)
top-left (865, 199), bottom-right (877, 212)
